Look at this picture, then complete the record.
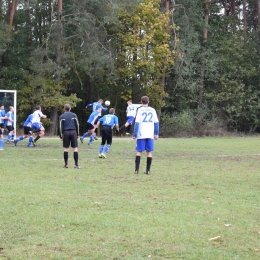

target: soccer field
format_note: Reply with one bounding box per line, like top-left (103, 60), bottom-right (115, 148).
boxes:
top-left (1, 137), bottom-right (260, 259)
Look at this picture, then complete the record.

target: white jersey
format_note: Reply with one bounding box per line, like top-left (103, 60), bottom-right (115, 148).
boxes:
top-left (126, 104), bottom-right (141, 117)
top-left (31, 110), bottom-right (44, 123)
top-left (135, 106), bottom-right (159, 139)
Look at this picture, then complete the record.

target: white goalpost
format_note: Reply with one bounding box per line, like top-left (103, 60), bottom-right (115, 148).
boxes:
top-left (0, 90), bottom-right (17, 137)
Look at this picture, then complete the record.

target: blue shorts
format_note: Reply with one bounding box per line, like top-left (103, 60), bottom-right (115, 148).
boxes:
top-left (126, 116), bottom-right (134, 124)
top-left (32, 122), bottom-right (43, 131)
top-left (136, 138), bottom-right (154, 152)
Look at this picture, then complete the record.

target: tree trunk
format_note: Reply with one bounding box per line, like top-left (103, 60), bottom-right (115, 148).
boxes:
top-left (8, 0), bottom-right (17, 27)
top-left (258, 0), bottom-right (260, 31)
top-left (243, 0), bottom-right (247, 37)
top-left (198, 0), bottom-right (208, 109)
top-left (47, 0), bottom-right (62, 135)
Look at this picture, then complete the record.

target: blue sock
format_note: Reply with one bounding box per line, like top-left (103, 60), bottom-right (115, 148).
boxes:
top-left (7, 134), bottom-right (11, 141)
top-left (89, 134), bottom-right (94, 144)
top-left (28, 136), bottom-right (33, 144)
top-left (11, 134), bottom-right (14, 140)
top-left (19, 136), bottom-right (24, 141)
top-left (103, 144), bottom-right (111, 154)
top-left (82, 132), bottom-right (89, 138)
top-left (99, 145), bottom-right (104, 154)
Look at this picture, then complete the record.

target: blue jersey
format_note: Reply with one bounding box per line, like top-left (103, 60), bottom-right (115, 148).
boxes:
top-left (86, 102), bottom-right (108, 116)
top-left (99, 114), bottom-right (119, 128)
top-left (87, 110), bottom-right (100, 125)
top-left (5, 111), bottom-right (14, 126)
top-left (0, 109), bottom-right (5, 124)
top-left (23, 114), bottom-right (33, 127)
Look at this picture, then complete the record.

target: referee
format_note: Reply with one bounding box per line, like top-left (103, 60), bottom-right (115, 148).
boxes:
top-left (58, 103), bottom-right (81, 169)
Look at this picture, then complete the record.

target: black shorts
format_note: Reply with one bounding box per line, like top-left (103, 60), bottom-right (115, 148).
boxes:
top-left (101, 126), bottom-right (113, 145)
top-left (6, 125), bottom-right (14, 132)
top-left (86, 122), bottom-right (95, 131)
top-left (94, 116), bottom-right (102, 125)
top-left (63, 130), bottom-right (78, 148)
top-left (24, 126), bottom-right (32, 135)
top-left (0, 123), bottom-right (4, 128)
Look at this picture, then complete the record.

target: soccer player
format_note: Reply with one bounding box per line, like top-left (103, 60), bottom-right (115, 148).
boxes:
top-left (31, 105), bottom-right (47, 146)
top-left (96, 108), bottom-right (119, 159)
top-left (132, 96), bottom-right (159, 175)
top-left (119, 100), bottom-right (141, 135)
top-left (14, 113), bottom-right (34, 147)
top-left (85, 99), bottom-right (108, 140)
top-left (58, 103), bottom-right (80, 169)
top-left (5, 106), bottom-right (15, 143)
top-left (80, 107), bottom-right (102, 145)
top-left (0, 105), bottom-right (6, 150)
top-left (0, 105), bottom-right (6, 139)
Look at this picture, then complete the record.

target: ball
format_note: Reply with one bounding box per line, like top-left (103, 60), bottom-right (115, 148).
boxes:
top-left (105, 100), bottom-right (110, 106)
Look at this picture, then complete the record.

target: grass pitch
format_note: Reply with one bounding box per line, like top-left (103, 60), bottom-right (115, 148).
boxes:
top-left (0, 137), bottom-right (260, 259)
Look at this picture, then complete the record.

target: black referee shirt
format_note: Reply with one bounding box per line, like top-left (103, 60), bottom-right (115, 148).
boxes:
top-left (58, 112), bottom-right (79, 138)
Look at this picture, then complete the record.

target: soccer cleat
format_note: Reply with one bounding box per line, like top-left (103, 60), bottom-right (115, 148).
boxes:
top-left (27, 143), bottom-right (32, 147)
top-left (101, 153), bottom-right (107, 159)
top-left (125, 132), bottom-right (130, 136)
top-left (74, 165), bottom-right (81, 169)
top-left (88, 142), bottom-right (92, 145)
top-left (94, 136), bottom-right (98, 140)
top-left (63, 165), bottom-right (69, 168)
top-left (6, 140), bottom-right (10, 144)
top-left (80, 137), bottom-right (84, 143)
top-left (135, 170), bottom-right (139, 174)
top-left (14, 140), bottom-right (18, 146)
top-left (98, 154), bottom-right (102, 158)
top-left (144, 171), bottom-right (150, 175)
top-left (32, 140), bottom-right (36, 147)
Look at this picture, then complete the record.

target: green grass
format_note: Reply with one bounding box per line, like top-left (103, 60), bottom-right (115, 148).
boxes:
top-left (0, 137), bottom-right (260, 259)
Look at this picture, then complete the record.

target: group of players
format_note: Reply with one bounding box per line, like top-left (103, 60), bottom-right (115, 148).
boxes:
top-left (1, 96), bottom-right (159, 174)
top-left (58, 96), bottom-right (159, 174)
top-left (0, 104), bottom-right (47, 148)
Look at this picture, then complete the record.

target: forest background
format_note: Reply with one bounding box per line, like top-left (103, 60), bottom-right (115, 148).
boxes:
top-left (0, 0), bottom-right (259, 137)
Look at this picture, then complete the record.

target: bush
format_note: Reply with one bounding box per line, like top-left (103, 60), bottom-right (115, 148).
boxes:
top-left (160, 108), bottom-right (227, 137)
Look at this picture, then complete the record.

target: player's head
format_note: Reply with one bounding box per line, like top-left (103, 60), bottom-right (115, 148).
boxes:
top-left (141, 96), bottom-right (149, 105)
top-left (98, 99), bottom-right (103, 104)
top-left (0, 105), bottom-right (4, 109)
top-left (35, 105), bottom-right (41, 111)
top-left (127, 100), bottom-right (132, 105)
top-left (64, 103), bottom-right (71, 112)
top-left (9, 106), bottom-right (14, 112)
top-left (109, 108), bottom-right (115, 114)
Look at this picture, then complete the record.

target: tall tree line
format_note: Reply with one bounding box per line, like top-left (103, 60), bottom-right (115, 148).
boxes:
top-left (0, 0), bottom-right (259, 135)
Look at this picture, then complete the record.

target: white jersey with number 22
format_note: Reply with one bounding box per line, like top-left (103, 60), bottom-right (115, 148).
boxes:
top-left (135, 106), bottom-right (158, 139)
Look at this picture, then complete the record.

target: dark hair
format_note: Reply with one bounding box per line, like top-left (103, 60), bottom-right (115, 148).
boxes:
top-left (64, 103), bottom-right (71, 111)
top-left (35, 105), bottom-right (41, 110)
top-left (141, 96), bottom-right (149, 104)
top-left (109, 108), bottom-right (115, 114)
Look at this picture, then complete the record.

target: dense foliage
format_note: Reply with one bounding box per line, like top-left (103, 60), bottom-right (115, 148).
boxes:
top-left (0, 0), bottom-right (259, 135)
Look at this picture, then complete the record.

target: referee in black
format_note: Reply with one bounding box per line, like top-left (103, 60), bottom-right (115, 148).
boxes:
top-left (58, 103), bottom-right (81, 169)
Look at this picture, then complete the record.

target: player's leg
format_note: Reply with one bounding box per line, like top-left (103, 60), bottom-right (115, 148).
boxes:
top-left (99, 127), bottom-right (106, 158)
top-left (135, 139), bottom-right (145, 174)
top-left (14, 126), bottom-right (30, 146)
top-left (34, 125), bottom-right (45, 144)
top-left (102, 127), bottom-right (112, 158)
top-left (144, 139), bottom-right (154, 175)
top-left (70, 130), bottom-right (80, 169)
top-left (63, 131), bottom-right (70, 168)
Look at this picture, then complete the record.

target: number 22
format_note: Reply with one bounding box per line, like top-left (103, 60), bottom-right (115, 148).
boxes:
top-left (142, 112), bottom-right (153, 122)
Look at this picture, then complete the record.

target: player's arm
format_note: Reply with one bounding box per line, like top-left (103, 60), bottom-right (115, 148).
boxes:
top-left (58, 118), bottom-right (64, 139)
top-left (101, 105), bottom-right (108, 111)
top-left (154, 122), bottom-right (159, 140)
top-left (86, 103), bottom-right (93, 108)
top-left (41, 115), bottom-right (47, 119)
top-left (73, 116), bottom-right (80, 136)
